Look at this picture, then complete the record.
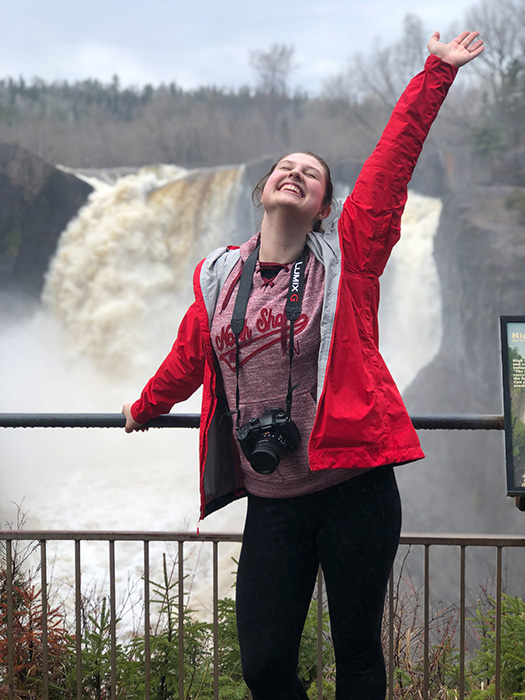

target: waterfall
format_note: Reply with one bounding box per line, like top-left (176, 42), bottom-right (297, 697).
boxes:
top-left (0, 168), bottom-right (443, 610)
top-left (43, 163), bottom-right (251, 377)
top-left (379, 191), bottom-right (443, 391)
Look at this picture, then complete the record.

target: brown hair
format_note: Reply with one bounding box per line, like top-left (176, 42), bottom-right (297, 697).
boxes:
top-left (251, 151), bottom-right (334, 233)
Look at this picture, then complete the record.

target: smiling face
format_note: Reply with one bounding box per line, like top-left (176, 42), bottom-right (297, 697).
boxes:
top-left (259, 152), bottom-right (332, 229)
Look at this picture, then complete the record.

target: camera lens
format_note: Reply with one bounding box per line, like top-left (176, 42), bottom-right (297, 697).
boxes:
top-left (250, 435), bottom-right (285, 474)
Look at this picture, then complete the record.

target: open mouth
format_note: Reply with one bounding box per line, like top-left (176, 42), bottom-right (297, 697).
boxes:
top-left (279, 182), bottom-right (304, 198)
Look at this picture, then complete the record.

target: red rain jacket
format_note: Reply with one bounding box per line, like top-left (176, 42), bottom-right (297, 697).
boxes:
top-left (131, 55), bottom-right (457, 518)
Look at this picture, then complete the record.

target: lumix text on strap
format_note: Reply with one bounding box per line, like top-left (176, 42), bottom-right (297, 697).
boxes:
top-left (230, 244), bottom-right (308, 426)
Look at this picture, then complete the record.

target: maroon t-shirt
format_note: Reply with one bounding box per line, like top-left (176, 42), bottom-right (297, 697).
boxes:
top-left (211, 236), bottom-right (363, 497)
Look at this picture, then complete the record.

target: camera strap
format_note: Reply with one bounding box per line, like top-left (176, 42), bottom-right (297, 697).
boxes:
top-left (230, 243), bottom-right (308, 427)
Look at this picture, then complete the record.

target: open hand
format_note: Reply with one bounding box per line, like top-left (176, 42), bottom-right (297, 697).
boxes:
top-left (427, 31), bottom-right (484, 68)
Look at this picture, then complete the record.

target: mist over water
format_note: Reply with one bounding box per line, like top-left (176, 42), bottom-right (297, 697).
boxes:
top-left (0, 167), bottom-right (442, 608)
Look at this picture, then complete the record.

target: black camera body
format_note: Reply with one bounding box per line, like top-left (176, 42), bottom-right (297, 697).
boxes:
top-left (237, 408), bottom-right (301, 475)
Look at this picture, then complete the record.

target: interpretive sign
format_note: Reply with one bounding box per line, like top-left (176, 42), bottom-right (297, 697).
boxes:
top-left (500, 316), bottom-right (525, 508)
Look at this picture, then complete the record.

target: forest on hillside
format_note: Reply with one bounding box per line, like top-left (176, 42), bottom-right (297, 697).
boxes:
top-left (1, 1), bottom-right (524, 182)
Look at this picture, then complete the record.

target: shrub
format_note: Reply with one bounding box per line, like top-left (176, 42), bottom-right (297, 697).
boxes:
top-left (0, 550), bottom-right (74, 699)
top-left (468, 593), bottom-right (525, 698)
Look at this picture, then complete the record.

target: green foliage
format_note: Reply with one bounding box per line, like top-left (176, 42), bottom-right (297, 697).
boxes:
top-left (469, 593), bottom-right (525, 698)
top-left (66, 554), bottom-right (250, 700)
top-left (73, 595), bottom-right (133, 698)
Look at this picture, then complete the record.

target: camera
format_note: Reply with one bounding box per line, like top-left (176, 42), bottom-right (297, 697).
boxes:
top-left (237, 408), bottom-right (301, 474)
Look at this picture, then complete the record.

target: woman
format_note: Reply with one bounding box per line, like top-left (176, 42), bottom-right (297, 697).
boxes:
top-left (123, 31), bottom-right (484, 700)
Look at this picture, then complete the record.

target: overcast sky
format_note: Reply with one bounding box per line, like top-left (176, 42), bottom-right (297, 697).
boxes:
top-left (2, 0), bottom-right (484, 94)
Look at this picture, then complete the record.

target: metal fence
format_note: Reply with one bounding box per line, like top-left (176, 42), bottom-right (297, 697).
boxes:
top-left (1, 529), bottom-right (524, 700)
top-left (1, 412), bottom-right (523, 700)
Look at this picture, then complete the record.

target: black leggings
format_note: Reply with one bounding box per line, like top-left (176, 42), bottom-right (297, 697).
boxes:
top-left (236, 466), bottom-right (401, 700)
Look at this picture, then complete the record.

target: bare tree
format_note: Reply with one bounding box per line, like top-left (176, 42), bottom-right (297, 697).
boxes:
top-left (323, 13), bottom-right (427, 112)
top-left (247, 43), bottom-right (298, 148)
top-left (396, 14), bottom-right (428, 87)
top-left (466, 0), bottom-right (525, 87)
top-left (464, 0), bottom-right (525, 170)
top-left (249, 44), bottom-right (296, 96)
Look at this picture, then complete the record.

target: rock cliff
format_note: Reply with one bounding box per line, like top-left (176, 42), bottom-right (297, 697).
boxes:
top-left (0, 142), bottom-right (92, 299)
top-left (398, 184), bottom-right (525, 593)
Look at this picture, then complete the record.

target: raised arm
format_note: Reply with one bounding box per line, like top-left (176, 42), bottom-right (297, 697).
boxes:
top-left (340, 31), bottom-right (484, 276)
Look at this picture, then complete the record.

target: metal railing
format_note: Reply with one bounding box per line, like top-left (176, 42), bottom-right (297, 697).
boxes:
top-left (1, 529), bottom-right (524, 700)
top-left (0, 411), bottom-right (522, 699)
top-left (0, 412), bottom-right (506, 430)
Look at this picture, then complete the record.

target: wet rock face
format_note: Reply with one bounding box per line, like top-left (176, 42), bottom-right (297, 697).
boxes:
top-left (409, 184), bottom-right (525, 409)
top-left (0, 142), bottom-right (92, 298)
top-left (401, 184), bottom-right (525, 540)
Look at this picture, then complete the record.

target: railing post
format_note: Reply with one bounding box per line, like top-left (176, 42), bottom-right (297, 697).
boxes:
top-left (317, 566), bottom-right (324, 700)
top-left (40, 540), bottom-right (49, 700)
top-left (6, 540), bottom-right (15, 700)
top-left (178, 540), bottom-right (184, 699)
top-left (423, 544), bottom-right (430, 700)
top-left (109, 540), bottom-right (117, 700)
top-left (74, 540), bottom-right (82, 700)
top-left (213, 540), bottom-right (219, 700)
top-left (388, 567), bottom-right (394, 700)
top-left (459, 545), bottom-right (466, 700)
top-left (144, 540), bottom-right (151, 700)
top-left (495, 546), bottom-right (503, 700)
